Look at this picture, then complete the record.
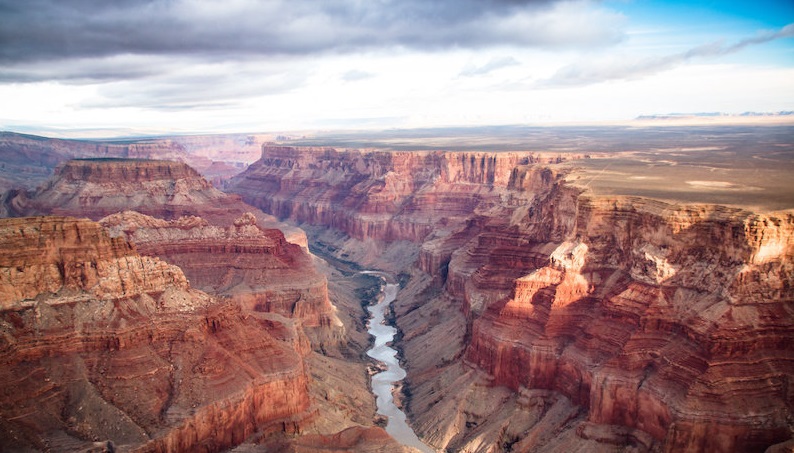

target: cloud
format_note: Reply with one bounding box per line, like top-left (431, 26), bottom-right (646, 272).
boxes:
top-left (460, 56), bottom-right (520, 77)
top-left (0, 0), bottom-right (624, 69)
top-left (540, 23), bottom-right (794, 87)
top-left (0, 0), bottom-right (624, 118)
top-left (341, 70), bottom-right (375, 82)
top-left (79, 59), bottom-right (310, 110)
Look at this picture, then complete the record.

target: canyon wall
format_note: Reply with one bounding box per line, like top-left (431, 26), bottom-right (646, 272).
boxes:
top-left (0, 131), bottom-right (265, 196)
top-left (0, 216), bottom-right (313, 451)
top-left (0, 132), bottom-right (189, 194)
top-left (99, 211), bottom-right (340, 346)
top-left (231, 145), bottom-right (542, 246)
top-left (230, 144), bottom-right (794, 452)
top-left (5, 158), bottom-right (332, 333)
top-left (0, 158), bottom-right (392, 451)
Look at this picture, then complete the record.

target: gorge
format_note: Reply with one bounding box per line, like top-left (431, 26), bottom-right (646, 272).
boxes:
top-left (364, 273), bottom-right (434, 453)
top-left (0, 129), bottom-right (792, 452)
top-left (229, 144), bottom-right (794, 452)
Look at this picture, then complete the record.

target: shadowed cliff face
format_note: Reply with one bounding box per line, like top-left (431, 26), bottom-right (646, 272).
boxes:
top-left (230, 144), bottom-right (794, 452)
top-left (0, 216), bottom-right (313, 451)
top-left (231, 146), bottom-right (545, 245)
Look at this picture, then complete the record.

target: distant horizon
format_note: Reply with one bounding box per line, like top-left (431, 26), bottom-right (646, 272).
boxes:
top-left (4, 110), bottom-right (794, 141)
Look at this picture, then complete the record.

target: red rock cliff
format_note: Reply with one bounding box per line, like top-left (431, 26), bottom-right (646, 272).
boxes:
top-left (14, 159), bottom-right (236, 222)
top-left (464, 195), bottom-right (794, 452)
top-left (99, 211), bottom-right (340, 339)
top-left (0, 216), bottom-right (313, 452)
top-left (229, 145), bottom-right (794, 452)
top-left (231, 145), bottom-right (541, 243)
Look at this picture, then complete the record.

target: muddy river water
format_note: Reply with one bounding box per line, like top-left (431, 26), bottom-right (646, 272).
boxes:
top-left (364, 273), bottom-right (435, 453)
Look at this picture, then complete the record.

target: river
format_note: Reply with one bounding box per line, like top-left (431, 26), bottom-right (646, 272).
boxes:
top-left (364, 273), bottom-right (435, 453)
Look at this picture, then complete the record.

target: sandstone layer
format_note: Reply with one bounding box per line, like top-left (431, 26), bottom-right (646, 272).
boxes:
top-left (6, 158), bottom-right (330, 334)
top-left (99, 210), bottom-right (341, 347)
top-left (0, 132), bottom-right (189, 194)
top-left (0, 216), bottom-right (313, 452)
top-left (0, 131), bottom-right (267, 197)
top-left (1, 158), bottom-right (389, 451)
top-left (230, 144), bottom-right (794, 452)
top-left (7, 157), bottom-right (306, 246)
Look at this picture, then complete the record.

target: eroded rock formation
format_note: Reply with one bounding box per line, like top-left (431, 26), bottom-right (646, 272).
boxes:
top-left (0, 131), bottom-right (265, 197)
top-left (0, 158), bottom-right (390, 451)
top-left (9, 156), bottom-right (306, 245)
top-left (0, 216), bottom-right (313, 451)
top-left (230, 144), bottom-right (794, 452)
top-left (0, 132), bottom-right (190, 195)
top-left (100, 210), bottom-right (341, 346)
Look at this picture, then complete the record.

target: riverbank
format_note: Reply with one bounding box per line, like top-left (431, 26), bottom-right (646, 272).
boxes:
top-left (365, 275), bottom-right (435, 453)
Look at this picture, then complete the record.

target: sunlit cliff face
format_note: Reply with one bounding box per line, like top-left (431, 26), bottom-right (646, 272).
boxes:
top-left (749, 215), bottom-right (794, 265)
top-left (229, 145), bottom-right (794, 452)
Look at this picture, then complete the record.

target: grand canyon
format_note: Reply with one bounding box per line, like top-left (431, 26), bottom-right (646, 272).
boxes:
top-left (0, 125), bottom-right (792, 453)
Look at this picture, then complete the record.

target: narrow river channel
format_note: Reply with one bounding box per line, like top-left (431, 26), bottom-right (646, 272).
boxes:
top-left (364, 273), bottom-right (435, 453)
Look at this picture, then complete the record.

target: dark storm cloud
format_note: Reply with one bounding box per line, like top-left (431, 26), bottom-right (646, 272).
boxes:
top-left (540, 23), bottom-right (794, 87)
top-left (0, 0), bottom-right (622, 69)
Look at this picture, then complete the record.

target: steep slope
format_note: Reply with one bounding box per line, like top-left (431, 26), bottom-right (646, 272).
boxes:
top-left (229, 144), bottom-right (794, 452)
top-left (100, 211), bottom-right (341, 347)
top-left (0, 131), bottom-right (267, 197)
top-left (0, 132), bottom-right (189, 194)
top-left (1, 158), bottom-right (392, 450)
top-left (11, 158), bottom-right (246, 224)
top-left (0, 216), bottom-right (313, 451)
top-left (5, 158), bottom-right (329, 328)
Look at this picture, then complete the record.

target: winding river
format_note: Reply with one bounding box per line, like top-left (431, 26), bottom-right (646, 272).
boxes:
top-left (364, 273), bottom-right (435, 453)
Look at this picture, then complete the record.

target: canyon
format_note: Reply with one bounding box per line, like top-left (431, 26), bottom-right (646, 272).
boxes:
top-left (0, 157), bottom-right (411, 452)
top-left (0, 127), bottom-right (792, 452)
top-left (230, 144), bottom-right (794, 452)
top-left (0, 131), bottom-right (267, 195)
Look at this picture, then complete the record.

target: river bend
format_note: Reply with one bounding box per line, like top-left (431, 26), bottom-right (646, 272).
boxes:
top-left (365, 274), bottom-right (434, 453)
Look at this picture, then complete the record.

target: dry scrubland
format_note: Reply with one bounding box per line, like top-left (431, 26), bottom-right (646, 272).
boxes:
top-left (288, 124), bottom-right (794, 212)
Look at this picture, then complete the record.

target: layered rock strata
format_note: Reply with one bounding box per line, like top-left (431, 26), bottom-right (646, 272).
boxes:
top-left (4, 158), bottom-right (334, 332)
top-left (5, 157), bottom-right (305, 245)
top-left (230, 144), bottom-right (794, 452)
top-left (14, 159), bottom-right (236, 222)
top-left (0, 131), bottom-right (266, 197)
top-left (0, 216), bottom-right (313, 451)
top-left (99, 211), bottom-right (341, 345)
top-left (0, 159), bottom-right (386, 450)
top-left (231, 145), bottom-right (545, 246)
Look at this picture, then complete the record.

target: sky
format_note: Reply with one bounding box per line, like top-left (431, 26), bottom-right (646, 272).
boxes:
top-left (0, 0), bottom-right (792, 136)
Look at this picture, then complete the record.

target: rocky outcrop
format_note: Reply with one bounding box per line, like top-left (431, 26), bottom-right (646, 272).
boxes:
top-left (230, 144), bottom-right (794, 452)
top-left (460, 196), bottom-right (794, 452)
top-left (284, 425), bottom-right (417, 452)
top-left (100, 211), bottom-right (341, 341)
top-left (0, 132), bottom-right (190, 193)
top-left (0, 216), bottom-right (313, 452)
top-left (15, 159), bottom-right (239, 223)
top-left (0, 131), bottom-right (266, 196)
top-left (0, 216), bottom-right (188, 310)
top-left (231, 145), bottom-right (543, 246)
top-left (7, 157), bottom-right (307, 246)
